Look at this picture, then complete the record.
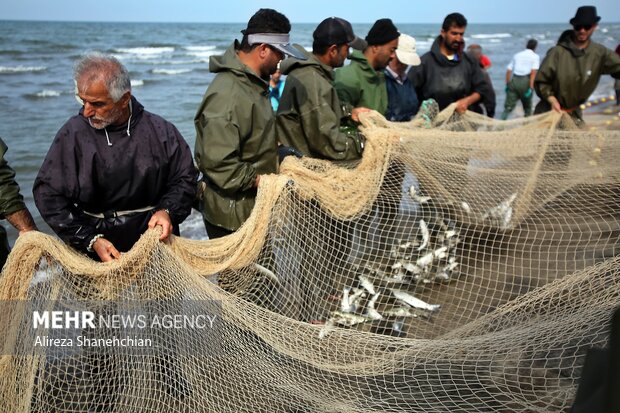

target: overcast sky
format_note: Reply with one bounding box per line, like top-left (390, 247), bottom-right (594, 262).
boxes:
top-left (1, 0), bottom-right (618, 24)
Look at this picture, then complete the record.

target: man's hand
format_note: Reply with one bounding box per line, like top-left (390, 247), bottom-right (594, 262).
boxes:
top-left (454, 98), bottom-right (469, 114)
top-left (92, 237), bottom-right (121, 262)
top-left (547, 96), bottom-right (562, 113)
top-left (351, 107), bottom-right (371, 123)
top-left (6, 208), bottom-right (37, 237)
top-left (148, 209), bottom-right (173, 241)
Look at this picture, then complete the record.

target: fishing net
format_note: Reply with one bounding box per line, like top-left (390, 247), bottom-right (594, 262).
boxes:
top-left (1, 104), bottom-right (619, 412)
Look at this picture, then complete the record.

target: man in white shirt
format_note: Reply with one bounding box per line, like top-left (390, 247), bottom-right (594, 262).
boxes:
top-left (501, 39), bottom-right (540, 119)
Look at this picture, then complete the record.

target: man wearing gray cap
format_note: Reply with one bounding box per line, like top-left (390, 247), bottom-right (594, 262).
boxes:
top-left (194, 8), bottom-right (305, 238)
top-left (276, 16), bottom-right (368, 162)
top-left (385, 33), bottom-right (421, 121)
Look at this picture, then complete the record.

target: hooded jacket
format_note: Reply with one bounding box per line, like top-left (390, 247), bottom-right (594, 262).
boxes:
top-left (534, 33), bottom-right (620, 114)
top-left (276, 47), bottom-right (364, 161)
top-left (33, 97), bottom-right (197, 253)
top-left (194, 43), bottom-right (278, 232)
top-left (408, 36), bottom-right (489, 111)
top-left (334, 50), bottom-right (388, 115)
top-left (0, 138), bottom-right (27, 219)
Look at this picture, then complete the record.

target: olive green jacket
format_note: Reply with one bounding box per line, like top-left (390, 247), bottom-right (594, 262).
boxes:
top-left (194, 43), bottom-right (278, 231)
top-left (535, 35), bottom-right (620, 113)
top-left (0, 138), bottom-right (26, 219)
top-left (334, 50), bottom-right (388, 115)
top-left (276, 47), bottom-right (364, 161)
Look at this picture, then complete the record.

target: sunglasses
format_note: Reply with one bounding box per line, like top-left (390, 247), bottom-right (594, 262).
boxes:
top-left (573, 24), bottom-right (593, 31)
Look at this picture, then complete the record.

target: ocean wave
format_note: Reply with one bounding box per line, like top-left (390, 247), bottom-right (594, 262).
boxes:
top-left (114, 47), bottom-right (175, 59)
top-left (471, 33), bottom-right (512, 39)
top-left (24, 89), bottom-right (61, 99)
top-left (187, 50), bottom-right (219, 59)
top-left (131, 79), bottom-right (144, 87)
top-left (151, 68), bottom-right (192, 75)
top-left (0, 66), bottom-right (47, 74)
top-left (184, 45), bottom-right (217, 51)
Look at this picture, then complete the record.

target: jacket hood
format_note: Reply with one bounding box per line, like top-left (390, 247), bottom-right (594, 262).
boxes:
top-left (429, 35), bottom-right (475, 67)
top-left (209, 42), bottom-right (268, 85)
top-left (280, 45), bottom-right (334, 79)
top-left (78, 95), bottom-right (144, 134)
top-left (557, 31), bottom-right (587, 57)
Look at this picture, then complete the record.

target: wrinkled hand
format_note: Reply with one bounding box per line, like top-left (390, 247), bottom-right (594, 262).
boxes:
top-left (454, 98), bottom-right (469, 114)
top-left (148, 209), bottom-right (173, 241)
top-left (93, 237), bottom-right (121, 262)
top-left (351, 107), bottom-right (371, 123)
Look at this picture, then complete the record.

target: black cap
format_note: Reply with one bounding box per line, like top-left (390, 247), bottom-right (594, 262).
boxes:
top-left (313, 17), bottom-right (367, 50)
top-left (365, 18), bottom-right (399, 46)
top-left (570, 6), bottom-right (601, 26)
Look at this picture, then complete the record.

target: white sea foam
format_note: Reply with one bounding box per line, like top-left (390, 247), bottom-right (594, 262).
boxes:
top-left (0, 65), bottom-right (47, 73)
top-left (35, 89), bottom-right (61, 97)
top-left (184, 45), bottom-right (217, 51)
top-left (131, 79), bottom-right (144, 87)
top-left (187, 50), bottom-right (219, 59)
top-left (152, 68), bottom-right (192, 75)
top-left (114, 47), bottom-right (175, 59)
top-left (471, 33), bottom-right (512, 39)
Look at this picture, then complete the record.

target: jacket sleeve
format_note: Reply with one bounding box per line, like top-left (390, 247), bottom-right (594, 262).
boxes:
top-left (334, 68), bottom-right (361, 112)
top-left (32, 128), bottom-right (98, 252)
top-left (0, 138), bottom-right (27, 219)
top-left (194, 91), bottom-right (257, 196)
top-left (534, 48), bottom-right (558, 101)
top-left (602, 47), bottom-right (620, 79)
top-left (155, 123), bottom-right (198, 225)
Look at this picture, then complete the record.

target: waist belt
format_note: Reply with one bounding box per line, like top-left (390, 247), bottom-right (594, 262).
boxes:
top-left (83, 205), bottom-right (155, 219)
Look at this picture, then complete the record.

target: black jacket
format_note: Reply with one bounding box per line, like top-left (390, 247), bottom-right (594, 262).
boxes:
top-left (409, 36), bottom-right (490, 111)
top-left (34, 97), bottom-right (197, 253)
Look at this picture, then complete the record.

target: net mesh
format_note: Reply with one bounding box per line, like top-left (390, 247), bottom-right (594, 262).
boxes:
top-left (1, 104), bottom-right (619, 412)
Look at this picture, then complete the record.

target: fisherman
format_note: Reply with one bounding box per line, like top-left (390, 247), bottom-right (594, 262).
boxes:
top-left (409, 12), bottom-right (490, 114)
top-left (33, 53), bottom-right (197, 262)
top-left (334, 18), bottom-right (399, 115)
top-left (501, 39), bottom-right (540, 119)
top-left (534, 6), bottom-right (620, 122)
top-left (466, 43), bottom-right (496, 118)
top-left (194, 8), bottom-right (305, 239)
top-left (276, 16), bottom-right (368, 161)
top-left (385, 33), bottom-right (421, 122)
top-left (0, 137), bottom-right (37, 267)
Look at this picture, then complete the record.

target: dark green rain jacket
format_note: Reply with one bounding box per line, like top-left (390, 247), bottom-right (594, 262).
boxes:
top-left (194, 43), bottom-right (278, 231)
top-left (276, 47), bottom-right (364, 161)
top-left (535, 33), bottom-right (620, 116)
top-left (334, 50), bottom-right (388, 115)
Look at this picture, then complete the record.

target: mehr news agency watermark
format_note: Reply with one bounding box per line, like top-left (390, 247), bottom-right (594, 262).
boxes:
top-left (8, 300), bottom-right (223, 354)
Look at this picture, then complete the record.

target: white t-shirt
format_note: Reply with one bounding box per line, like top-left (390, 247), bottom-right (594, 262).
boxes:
top-left (507, 49), bottom-right (540, 76)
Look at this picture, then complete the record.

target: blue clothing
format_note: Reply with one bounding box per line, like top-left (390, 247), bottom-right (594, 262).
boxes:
top-left (384, 67), bottom-right (419, 121)
top-left (269, 79), bottom-right (285, 112)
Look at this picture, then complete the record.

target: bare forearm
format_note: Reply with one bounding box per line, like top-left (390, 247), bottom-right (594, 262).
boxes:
top-left (5, 208), bottom-right (37, 234)
top-left (529, 70), bottom-right (537, 89)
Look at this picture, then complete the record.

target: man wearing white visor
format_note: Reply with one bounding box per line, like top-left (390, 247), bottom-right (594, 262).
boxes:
top-left (385, 33), bottom-right (421, 121)
top-left (194, 8), bottom-right (305, 238)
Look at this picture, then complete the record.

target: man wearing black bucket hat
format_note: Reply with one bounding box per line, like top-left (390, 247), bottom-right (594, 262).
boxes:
top-left (534, 5), bottom-right (620, 122)
top-left (276, 17), bottom-right (369, 162)
top-left (334, 18), bottom-right (400, 116)
top-left (194, 8), bottom-right (305, 238)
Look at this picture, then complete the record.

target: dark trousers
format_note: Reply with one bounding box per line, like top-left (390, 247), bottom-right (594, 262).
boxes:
top-left (502, 75), bottom-right (533, 119)
top-left (203, 219), bottom-right (234, 239)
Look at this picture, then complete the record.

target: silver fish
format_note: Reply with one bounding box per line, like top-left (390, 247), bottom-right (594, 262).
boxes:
top-left (359, 274), bottom-right (377, 295)
top-left (318, 319), bottom-right (336, 339)
top-left (417, 219), bottom-right (430, 251)
top-left (416, 246), bottom-right (448, 267)
top-left (409, 186), bottom-right (431, 204)
top-left (482, 192), bottom-right (517, 229)
top-left (391, 289), bottom-right (441, 312)
top-left (254, 263), bottom-right (279, 283)
top-left (403, 262), bottom-right (422, 274)
top-left (460, 202), bottom-right (472, 214)
top-left (365, 293), bottom-right (383, 320)
top-left (330, 311), bottom-right (370, 327)
top-left (383, 307), bottom-right (421, 318)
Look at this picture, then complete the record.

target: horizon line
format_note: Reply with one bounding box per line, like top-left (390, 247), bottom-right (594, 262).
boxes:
top-left (3, 18), bottom-right (617, 25)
